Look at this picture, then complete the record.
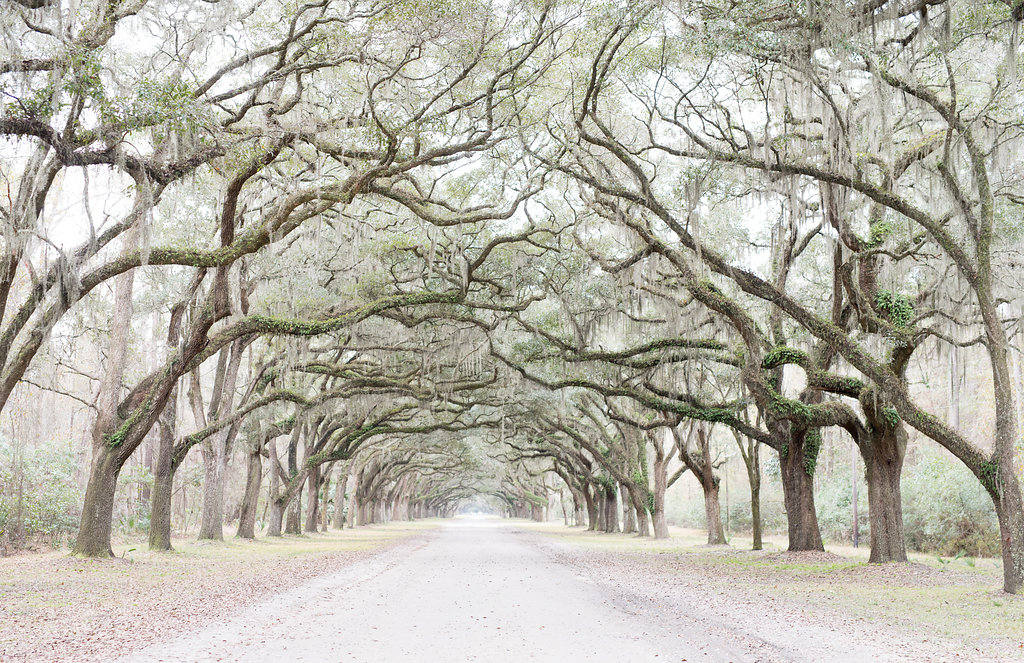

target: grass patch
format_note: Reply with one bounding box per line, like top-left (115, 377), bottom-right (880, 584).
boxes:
top-left (519, 520), bottom-right (1024, 647)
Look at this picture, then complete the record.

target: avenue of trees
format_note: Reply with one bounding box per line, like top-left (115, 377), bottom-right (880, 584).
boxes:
top-left (0, 0), bottom-right (1023, 595)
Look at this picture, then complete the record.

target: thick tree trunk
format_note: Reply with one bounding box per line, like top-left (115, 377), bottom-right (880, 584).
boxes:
top-left (320, 468), bottom-right (331, 531)
top-left (856, 399), bottom-right (908, 563)
top-left (627, 484), bottom-right (650, 537)
top-left (603, 485), bottom-right (619, 533)
top-left (779, 430), bottom-right (824, 552)
top-left (285, 493), bottom-right (302, 534)
top-left (73, 447), bottom-right (121, 557)
top-left (76, 235), bottom-right (136, 557)
top-left (747, 445), bottom-right (763, 551)
top-left (304, 466), bottom-right (320, 532)
top-left (584, 484), bottom-right (599, 531)
top-left (621, 482), bottom-right (637, 534)
top-left (267, 499), bottom-right (284, 537)
top-left (266, 439), bottom-right (282, 536)
top-left (652, 445), bottom-right (670, 539)
top-left (703, 479), bottom-right (726, 545)
top-left (332, 463), bottom-right (349, 529)
top-left (347, 493), bottom-right (359, 527)
top-left (992, 466), bottom-right (1024, 594)
top-left (862, 447), bottom-right (906, 562)
top-left (236, 443), bottom-right (262, 540)
top-left (197, 443), bottom-right (226, 541)
top-left (854, 388), bottom-right (909, 562)
top-left (634, 499), bottom-right (650, 537)
top-left (149, 393), bottom-right (176, 551)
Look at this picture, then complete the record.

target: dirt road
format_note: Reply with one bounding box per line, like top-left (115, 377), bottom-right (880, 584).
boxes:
top-left (118, 518), bottom-right (735, 662)
top-left (115, 518), bottom-right (994, 662)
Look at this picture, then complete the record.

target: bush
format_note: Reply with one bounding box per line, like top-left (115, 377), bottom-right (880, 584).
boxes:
top-left (901, 455), bottom-right (1000, 557)
top-left (666, 481), bottom-right (788, 537)
top-left (667, 497), bottom-right (708, 529)
top-left (116, 463), bottom-right (153, 534)
top-left (0, 440), bottom-right (82, 551)
top-left (814, 476), bottom-right (868, 546)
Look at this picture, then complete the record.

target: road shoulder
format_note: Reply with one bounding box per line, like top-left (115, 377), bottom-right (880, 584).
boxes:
top-left (517, 523), bottom-right (1024, 663)
top-left (0, 522), bottom-right (438, 663)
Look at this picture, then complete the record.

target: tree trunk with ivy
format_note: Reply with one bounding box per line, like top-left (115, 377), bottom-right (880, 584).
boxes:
top-left (75, 243), bottom-right (136, 557)
top-left (779, 427), bottom-right (824, 552)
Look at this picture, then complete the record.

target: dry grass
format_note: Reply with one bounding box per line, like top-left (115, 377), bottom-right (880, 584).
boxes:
top-left (0, 521), bottom-right (438, 663)
top-left (521, 521), bottom-right (1024, 653)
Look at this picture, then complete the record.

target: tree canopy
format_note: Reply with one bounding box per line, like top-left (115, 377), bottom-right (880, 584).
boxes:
top-left (1, 0), bottom-right (1023, 594)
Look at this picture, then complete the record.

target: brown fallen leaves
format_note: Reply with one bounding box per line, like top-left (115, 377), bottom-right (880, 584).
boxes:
top-left (0, 524), bottom-right (428, 663)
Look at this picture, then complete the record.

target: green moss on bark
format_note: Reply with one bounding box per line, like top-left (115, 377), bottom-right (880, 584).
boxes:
top-left (762, 346), bottom-right (809, 369)
top-left (803, 428), bottom-right (822, 476)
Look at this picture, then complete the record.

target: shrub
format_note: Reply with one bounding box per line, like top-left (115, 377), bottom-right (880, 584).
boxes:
top-left (814, 477), bottom-right (868, 546)
top-left (0, 439), bottom-right (82, 551)
top-left (116, 462), bottom-right (154, 534)
top-left (901, 455), bottom-right (1000, 557)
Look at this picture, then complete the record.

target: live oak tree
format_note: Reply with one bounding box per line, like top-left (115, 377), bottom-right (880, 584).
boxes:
top-left (61, 0), bottom-right (566, 556)
top-left (4, 0), bottom-right (1023, 599)
top-left (543, 0), bottom-right (1024, 590)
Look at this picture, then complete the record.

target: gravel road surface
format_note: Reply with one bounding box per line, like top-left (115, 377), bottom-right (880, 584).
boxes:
top-left (117, 518), bottom-right (974, 662)
top-left (118, 518), bottom-right (744, 662)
